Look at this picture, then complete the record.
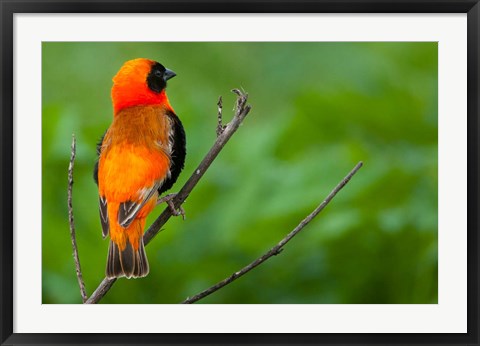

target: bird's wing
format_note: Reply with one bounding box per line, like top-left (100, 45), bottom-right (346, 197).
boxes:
top-left (96, 131), bottom-right (109, 237)
top-left (99, 196), bottom-right (109, 238)
top-left (118, 180), bottom-right (162, 229)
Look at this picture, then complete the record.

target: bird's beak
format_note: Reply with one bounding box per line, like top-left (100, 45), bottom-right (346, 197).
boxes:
top-left (163, 68), bottom-right (176, 81)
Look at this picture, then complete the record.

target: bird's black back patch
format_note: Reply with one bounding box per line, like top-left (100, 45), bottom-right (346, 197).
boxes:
top-left (159, 110), bottom-right (186, 195)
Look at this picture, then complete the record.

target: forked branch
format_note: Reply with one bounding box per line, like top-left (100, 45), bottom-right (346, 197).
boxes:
top-left (68, 89), bottom-right (363, 305)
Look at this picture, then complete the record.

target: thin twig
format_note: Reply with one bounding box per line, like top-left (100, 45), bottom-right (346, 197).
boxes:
top-left (67, 134), bottom-right (88, 303)
top-left (182, 161), bottom-right (364, 304)
top-left (85, 89), bottom-right (251, 304)
top-left (144, 89), bottom-right (250, 245)
top-left (216, 96), bottom-right (224, 137)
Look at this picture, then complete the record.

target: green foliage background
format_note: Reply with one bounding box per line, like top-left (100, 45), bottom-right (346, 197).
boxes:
top-left (42, 42), bottom-right (437, 304)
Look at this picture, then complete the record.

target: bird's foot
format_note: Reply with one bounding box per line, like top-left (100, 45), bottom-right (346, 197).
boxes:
top-left (157, 193), bottom-right (186, 220)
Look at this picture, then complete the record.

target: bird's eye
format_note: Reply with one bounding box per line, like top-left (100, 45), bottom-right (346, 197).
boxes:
top-left (154, 70), bottom-right (163, 78)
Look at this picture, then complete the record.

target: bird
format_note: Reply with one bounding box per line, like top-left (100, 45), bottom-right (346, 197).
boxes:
top-left (93, 58), bottom-right (186, 279)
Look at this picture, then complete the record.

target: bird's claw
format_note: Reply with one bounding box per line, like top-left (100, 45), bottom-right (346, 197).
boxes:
top-left (167, 200), bottom-right (186, 220)
top-left (157, 193), bottom-right (186, 220)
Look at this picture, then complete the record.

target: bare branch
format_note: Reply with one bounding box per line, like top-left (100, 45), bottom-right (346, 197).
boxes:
top-left (86, 277), bottom-right (116, 303)
top-left (182, 161), bottom-right (364, 304)
top-left (85, 89), bottom-right (252, 304)
top-left (67, 134), bottom-right (88, 303)
top-left (216, 96), bottom-right (224, 137)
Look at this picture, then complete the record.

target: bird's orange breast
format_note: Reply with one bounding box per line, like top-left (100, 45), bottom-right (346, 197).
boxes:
top-left (98, 105), bottom-right (172, 203)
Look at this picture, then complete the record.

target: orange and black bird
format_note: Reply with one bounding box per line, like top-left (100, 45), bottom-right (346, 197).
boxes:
top-left (93, 58), bottom-right (186, 279)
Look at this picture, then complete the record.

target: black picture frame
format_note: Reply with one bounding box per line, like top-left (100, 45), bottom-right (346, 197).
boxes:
top-left (1, 1), bottom-right (479, 345)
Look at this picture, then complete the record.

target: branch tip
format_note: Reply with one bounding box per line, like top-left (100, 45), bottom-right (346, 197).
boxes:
top-left (216, 95), bottom-right (225, 137)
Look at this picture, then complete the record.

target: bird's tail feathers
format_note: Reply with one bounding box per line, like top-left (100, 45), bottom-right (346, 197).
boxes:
top-left (106, 237), bottom-right (149, 279)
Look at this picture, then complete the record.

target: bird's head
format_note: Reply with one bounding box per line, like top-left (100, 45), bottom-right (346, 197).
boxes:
top-left (111, 58), bottom-right (176, 115)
